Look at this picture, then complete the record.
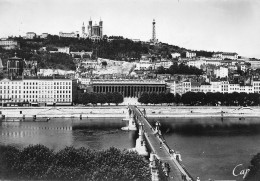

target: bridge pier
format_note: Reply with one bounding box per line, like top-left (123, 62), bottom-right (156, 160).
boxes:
top-left (135, 122), bottom-right (148, 156)
top-left (129, 105), bottom-right (194, 181)
top-left (121, 108), bottom-right (137, 131)
top-left (154, 121), bottom-right (161, 135)
top-left (169, 149), bottom-right (182, 162)
top-left (122, 107), bottom-right (131, 121)
top-left (149, 153), bottom-right (159, 181)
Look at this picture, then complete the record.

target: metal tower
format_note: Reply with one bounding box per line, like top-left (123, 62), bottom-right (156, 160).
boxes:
top-left (151, 19), bottom-right (158, 44)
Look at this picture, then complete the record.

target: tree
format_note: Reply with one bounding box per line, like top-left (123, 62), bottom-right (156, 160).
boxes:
top-left (82, 92), bottom-right (91, 105)
top-left (138, 93), bottom-right (150, 105)
top-left (89, 93), bottom-right (98, 105)
top-left (149, 92), bottom-right (159, 105)
top-left (0, 145), bottom-right (20, 178)
top-left (181, 92), bottom-right (192, 105)
top-left (158, 93), bottom-right (166, 105)
top-left (245, 153), bottom-right (260, 181)
top-left (13, 144), bottom-right (54, 179)
top-left (0, 145), bottom-right (151, 181)
top-left (175, 93), bottom-right (181, 105)
top-left (96, 93), bottom-right (107, 105)
top-left (165, 93), bottom-right (175, 105)
top-left (112, 92), bottom-right (123, 106)
top-left (106, 92), bottom-right (114, 105)
top-left (156, 66), bottom-right (166, 74)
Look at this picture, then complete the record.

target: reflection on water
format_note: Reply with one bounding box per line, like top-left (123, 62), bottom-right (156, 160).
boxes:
top-left (1, 116), bottom-right (260, 180)
top-left (149, 117), bottom-right (260, 181)
top-left (0, 118), bottom-right (135, 151)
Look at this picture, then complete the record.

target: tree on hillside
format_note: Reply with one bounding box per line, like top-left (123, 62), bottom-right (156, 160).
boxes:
top-left (156, 66), bottom-right (166, 74)
top-left (30, 52), bottom-right (76, 70)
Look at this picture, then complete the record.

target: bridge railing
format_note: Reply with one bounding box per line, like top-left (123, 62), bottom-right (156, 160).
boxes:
top-left (134, 106), bottom-right (194, 181)
top-left (156, 132), bottom-right (194, 181)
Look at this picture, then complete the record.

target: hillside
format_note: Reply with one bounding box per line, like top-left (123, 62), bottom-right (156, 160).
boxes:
top-left (0, 35), bottom-right (215, 71)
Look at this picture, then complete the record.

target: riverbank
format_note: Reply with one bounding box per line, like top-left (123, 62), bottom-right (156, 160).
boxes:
top-left (1, 106), bottom-right (260, 119)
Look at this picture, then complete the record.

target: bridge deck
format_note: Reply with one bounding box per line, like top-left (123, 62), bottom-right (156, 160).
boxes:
top-left (130, 106), bottom-right (193, 181)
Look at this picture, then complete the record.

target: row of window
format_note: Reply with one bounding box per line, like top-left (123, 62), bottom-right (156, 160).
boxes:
top-left (23, 95), bottom-right (71, 98)
top-left (0, 90), bottom-right (71, 94)
top-left (0, 86), bottom-right (71, 89)
top-left (0, 96), bottom-right (71, 101)
top-left (23, 81), bottom-right (71, 86)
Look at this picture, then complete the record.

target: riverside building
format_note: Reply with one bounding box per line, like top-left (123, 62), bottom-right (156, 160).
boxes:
top-left (0, 77), bottom-right (73, 106)
top-left (91, 79), bottom-right (166, 98)
top-left (170, 80), bottom-right (256, 95)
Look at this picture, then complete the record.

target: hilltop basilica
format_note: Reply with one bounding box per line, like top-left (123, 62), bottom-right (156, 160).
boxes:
top-left (59, 18), bottom-right (103, 40)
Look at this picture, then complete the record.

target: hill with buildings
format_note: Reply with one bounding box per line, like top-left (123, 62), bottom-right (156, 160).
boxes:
top-left (0, 34), bottom-right (216, 72)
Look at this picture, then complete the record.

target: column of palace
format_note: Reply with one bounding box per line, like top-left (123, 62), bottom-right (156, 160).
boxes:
top-left (92, 82), bottom-right (166, 98)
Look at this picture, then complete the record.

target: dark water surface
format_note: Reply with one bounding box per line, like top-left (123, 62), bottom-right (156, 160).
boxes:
top-left (1, 116), bottom-right (260, 180)
top-left (149, 117), bottom-right (260, 181)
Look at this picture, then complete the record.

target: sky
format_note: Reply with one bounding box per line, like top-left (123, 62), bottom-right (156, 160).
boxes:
top-left (0, 0), bottom-right (260, 58)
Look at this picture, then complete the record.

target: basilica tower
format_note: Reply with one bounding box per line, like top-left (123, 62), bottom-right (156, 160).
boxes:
top-left (82, 22), bottom-right (85, 35)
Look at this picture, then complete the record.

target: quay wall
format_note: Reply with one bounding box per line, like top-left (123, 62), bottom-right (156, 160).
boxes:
top-left (0, 106), bottom-right (260, 118)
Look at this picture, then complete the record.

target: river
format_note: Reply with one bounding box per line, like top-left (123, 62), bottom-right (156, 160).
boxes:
top-left (1, 116), bottom-right (260, 181)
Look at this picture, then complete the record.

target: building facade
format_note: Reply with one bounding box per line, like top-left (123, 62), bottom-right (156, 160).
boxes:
top-left (186, 52), bottom-right (196, 58)
top-left (213, 52), bottom-right (238, 60)
top-left (26, 32), bottom-right (36, 39)
top-left (169, 80), bottom-right (257, 95)
top-left (253, 80), bottom-right (260, 93)
top-left (7, 54), bottom-right (24, 76)
top-left (0, 38), bottom-right (19, 50)
top-left (154, 60), bottom-right (173, 69)
top-left (0, 58), bottom-right (3, 72)
top-left (187, 59), bottom-right (205, 69)
top-left (214, 66), bottom-right (228, 78)
top-left (59, 31), bottom-right (79, 38)
top-left (88, 19), bottom-right (103, 40)
top-left (0, 78), bottom-right (73, 106)
top-left (40, 33), bottom-right (49, 39)
top-left (171, 52), bottom-right (181, 59)
top-left (91, 79), bottom-right (166, 97)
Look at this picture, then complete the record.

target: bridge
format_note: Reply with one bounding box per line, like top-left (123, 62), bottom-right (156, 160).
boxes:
top-left (123, 105), bottom-right (195, 181)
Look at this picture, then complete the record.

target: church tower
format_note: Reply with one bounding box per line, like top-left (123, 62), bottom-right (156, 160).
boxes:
top-left (88, 18), bottom-right (93, 37)
top-left (99, 19), bottom-right (103, 38)
top-left (82, 22), bottom-right (85, 35)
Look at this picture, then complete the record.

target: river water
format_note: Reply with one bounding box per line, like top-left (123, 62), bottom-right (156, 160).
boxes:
top-left (1, 116), bottom-right (260, 181)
